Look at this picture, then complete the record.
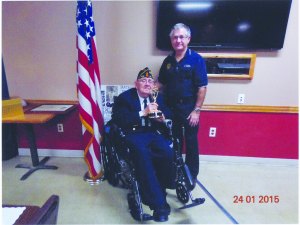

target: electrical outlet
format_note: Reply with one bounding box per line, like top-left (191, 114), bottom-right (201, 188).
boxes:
top-left (57, 124), bottom-right (64, 132)
top-left (237, 94), bottom-right (245, 104)
top-left (209, 127), bottom-right (217, 137)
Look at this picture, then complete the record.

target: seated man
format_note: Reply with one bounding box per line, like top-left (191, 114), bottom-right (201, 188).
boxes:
top-left (112, 67), bottom-right (175, 222)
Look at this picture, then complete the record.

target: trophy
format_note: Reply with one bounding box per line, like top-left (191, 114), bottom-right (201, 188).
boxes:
top-left (148, 86), bottom-right (163, 119)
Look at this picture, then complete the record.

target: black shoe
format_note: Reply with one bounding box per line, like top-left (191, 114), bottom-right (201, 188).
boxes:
top-left (149, 203), bottom-right (170, 213)
top-left (153, 203), bottom-right (170, 222)
top-left (153, 210), bottom-right (169, 222)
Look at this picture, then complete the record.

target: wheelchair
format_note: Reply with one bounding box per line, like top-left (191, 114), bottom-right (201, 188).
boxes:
top-left (101, 119), bottom-right (205, 221)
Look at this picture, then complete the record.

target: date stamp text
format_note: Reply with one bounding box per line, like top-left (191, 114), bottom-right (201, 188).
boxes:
top-left (233, 195), bottom-right (280, 204)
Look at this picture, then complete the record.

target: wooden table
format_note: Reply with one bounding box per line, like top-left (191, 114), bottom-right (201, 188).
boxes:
top-left (3, 113), bottom-right (59, 180)
top-left (3, 100), bottom-right (77, 180)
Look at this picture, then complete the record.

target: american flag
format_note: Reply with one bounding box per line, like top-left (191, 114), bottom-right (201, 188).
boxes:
top-left (76, 0), bottom-right (104, 180)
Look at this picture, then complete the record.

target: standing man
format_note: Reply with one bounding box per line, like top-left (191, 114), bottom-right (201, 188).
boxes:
top-left (112, 67), bottom-right (175, 222)
top-left (158, 23), bottom-right (208, 187)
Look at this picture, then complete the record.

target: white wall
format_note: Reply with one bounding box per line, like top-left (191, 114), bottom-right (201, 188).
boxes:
top-left (2, 1), bottom-right (298, 106)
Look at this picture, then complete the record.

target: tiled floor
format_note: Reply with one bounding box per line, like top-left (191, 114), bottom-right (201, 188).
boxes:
top-left (2, 156), bottom-right (298, 224)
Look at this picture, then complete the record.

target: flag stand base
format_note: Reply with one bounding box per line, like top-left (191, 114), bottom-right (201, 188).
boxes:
top-left (83, 171), bottom-right (105, 185)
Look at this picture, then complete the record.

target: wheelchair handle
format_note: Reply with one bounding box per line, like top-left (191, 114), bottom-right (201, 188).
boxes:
top-left (164, 119), bottom-right (172, 129)
top-left (164, 119), bottom-right (173, 136)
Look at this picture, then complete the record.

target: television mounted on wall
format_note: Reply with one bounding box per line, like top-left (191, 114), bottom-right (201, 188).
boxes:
top-left (156, 0), bottom-right (292, 51)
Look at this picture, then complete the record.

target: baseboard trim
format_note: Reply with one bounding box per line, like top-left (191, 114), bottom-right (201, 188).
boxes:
top-left (19, 148), bottom-right (298, 166)
top-left (199, 155), bottom-right (298, 166)
top-left (18, 148), bottom-right (84, 158)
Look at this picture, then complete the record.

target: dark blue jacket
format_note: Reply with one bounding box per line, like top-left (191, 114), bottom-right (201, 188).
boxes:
top-left (112, 88), bottom-right (172, 133)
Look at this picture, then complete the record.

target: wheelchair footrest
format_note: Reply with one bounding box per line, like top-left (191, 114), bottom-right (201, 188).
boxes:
top-left (178, 197), bottom-right (205, 210)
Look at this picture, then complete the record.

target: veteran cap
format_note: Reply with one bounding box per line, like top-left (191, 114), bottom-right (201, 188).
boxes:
top-left (137, 67), bottom-right (153, 80)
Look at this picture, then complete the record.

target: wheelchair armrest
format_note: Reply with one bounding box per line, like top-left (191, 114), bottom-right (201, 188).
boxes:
top-left (104, 120), bottom-right (126, 139)
top-left (105, 119), bottom-right (172, 139)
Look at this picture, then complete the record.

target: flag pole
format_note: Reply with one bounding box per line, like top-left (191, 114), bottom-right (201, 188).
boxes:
top-left (77, 0), bottom-right (105, 182)
top-left (83, 171), bottom-right (105, 185)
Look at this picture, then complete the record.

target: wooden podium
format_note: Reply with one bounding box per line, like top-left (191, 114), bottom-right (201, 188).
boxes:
top-left (3, 195), bottom-right (59, 224)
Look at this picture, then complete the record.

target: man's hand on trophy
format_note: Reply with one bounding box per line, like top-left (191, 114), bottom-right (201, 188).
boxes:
top-left (149, 102), bottom-right (158, 113)
top-left (143, 102), bottom-right (158, 116)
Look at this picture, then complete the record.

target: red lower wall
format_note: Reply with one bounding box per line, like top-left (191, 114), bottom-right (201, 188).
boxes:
top-left (199, 111), bottom-right (298, 159)
top-left (18, 108), bottom-right (83, 150)
top-left (17, 108), bottom-right (298, 159)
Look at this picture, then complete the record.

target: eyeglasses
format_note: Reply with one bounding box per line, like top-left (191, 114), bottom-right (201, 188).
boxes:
top-left (138, 79), bottom-right (154, 85)
top-left (171, 35), bottom-right (189, 41)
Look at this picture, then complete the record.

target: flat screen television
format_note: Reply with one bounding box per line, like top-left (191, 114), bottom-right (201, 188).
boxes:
top-left (156, 0), bottom-right (292, 51)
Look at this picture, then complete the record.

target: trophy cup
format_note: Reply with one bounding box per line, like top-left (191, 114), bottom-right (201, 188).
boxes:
top-left (148, 86), bottom-right (163, 119)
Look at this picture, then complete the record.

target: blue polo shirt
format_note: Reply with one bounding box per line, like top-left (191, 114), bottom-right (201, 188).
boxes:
top-left (158, 48), bottom-right (208, 101)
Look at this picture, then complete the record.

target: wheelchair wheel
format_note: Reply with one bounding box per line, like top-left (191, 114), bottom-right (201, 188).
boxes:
top-left (176, 182), bottom-right (189, 204)
top-left (102, 142), bottom-right (119, 186)
top-left (127, 193), bottom-right (143, 221)
top-left (101, 143), bottom-right (109, 173)
top-left (118, 159), bottom-right (132, 189)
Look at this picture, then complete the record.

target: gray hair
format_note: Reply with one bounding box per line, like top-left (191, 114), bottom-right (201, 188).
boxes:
top-left (169, 23), bottom-right (191, 37)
